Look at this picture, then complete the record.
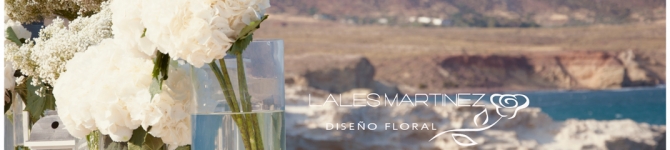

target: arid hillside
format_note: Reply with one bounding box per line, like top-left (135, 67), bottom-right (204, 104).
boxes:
top-left (269, 0), bottom-right (665, 27)
top-left (255, 14), bottom-right (665, 93)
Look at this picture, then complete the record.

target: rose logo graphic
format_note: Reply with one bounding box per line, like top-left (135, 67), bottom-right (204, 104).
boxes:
top-left (429, 94), bottom-right (530, 146)
top-left (490, 94), bottom-right (530, 119)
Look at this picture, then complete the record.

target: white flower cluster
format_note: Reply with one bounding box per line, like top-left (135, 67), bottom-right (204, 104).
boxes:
top-left (54, 38), bottom-right (193, 147)
top-left (5, 0), bottom-right (100, 23)
top-left (129, 64), bottom-right (194, 147)
top-left (5, 4), bottom-right (112, 89)
top-left (4, 62), bottom-right (15, 90)
top-left (53, 39), bottom-right (152, 141)
top-left (110, 0), bottom-right (270, 67)
top-left (4, 20), bottom-right (31, 90)
top-left (43, 0), bottom-right (270, 147)
top-left (66, 0), bottom-right (106, 12)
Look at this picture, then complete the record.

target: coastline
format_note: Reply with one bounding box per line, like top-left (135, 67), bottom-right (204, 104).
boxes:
top-left (257, 16), bottom-right (665, 95)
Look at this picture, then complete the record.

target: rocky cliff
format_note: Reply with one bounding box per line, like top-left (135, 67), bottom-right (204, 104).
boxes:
top-left (370, 50), bottom-right (664, 94)
top-left (285, 54), bottom-right (376, 93)
top-left (285, 54), bottom-right (401, 95)
top-left (286, 50), bottom-right (664, 94)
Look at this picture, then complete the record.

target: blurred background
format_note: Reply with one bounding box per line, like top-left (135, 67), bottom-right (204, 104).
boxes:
top-left (256, 0), bottom-right (665, 93)
top-left (254, 0), bottom-right (667, 149)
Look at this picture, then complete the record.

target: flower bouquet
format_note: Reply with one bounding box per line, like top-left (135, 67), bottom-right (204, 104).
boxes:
top-left (5, 0), bottom-right (281, 149)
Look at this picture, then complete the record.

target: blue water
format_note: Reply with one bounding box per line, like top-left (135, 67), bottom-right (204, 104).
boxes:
top-left (520, 86), bottom-right (666, 125)
top-left (421, 86), bottom-right (666, 125)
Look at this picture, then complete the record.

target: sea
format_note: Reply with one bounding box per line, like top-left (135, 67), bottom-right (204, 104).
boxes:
top-left (518, 86), bottom-right (666, 125)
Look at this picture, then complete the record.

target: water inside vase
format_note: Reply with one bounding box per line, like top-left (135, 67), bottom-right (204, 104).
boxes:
top-left (191, 110), bottom-right (285, 150)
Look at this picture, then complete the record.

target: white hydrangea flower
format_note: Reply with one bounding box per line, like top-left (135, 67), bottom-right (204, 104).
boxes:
top-left (5, 3), bottom-right (112, 90)
top-left (130, 66), bottom-right (194, 147)
top-left (53, 38), bottom-right (153, 140)
top-left (109, 0), bottom-right (156, 56)
top-left (5, 62), bottom-right (16, 90)
top-left (56, 37), bottom-right (194, 144)
top-left (215, 0), bottom-right (271, 39)
top-left (109, 0), bottom-right (269, 67)
top-left (138, 0), bottom-right (234, 67)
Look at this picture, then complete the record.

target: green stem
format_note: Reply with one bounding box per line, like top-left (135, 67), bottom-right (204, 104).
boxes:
top-left (208, 62), bottom-right (252, 149)
top-left (208, 62), bottom-right (240, 113)
top-left (236, 54), bottom-right (265, 150)
top-left (208, 42), bottom-right (265, 149)
top-left (152, 51), bottom-right (171, 93)
top-left (251, 113), bottom-right (263, 150)
top-left (235, 55), bottom-right (251, 112)
top-left (223, 58), bottom-right (261, 150)
top-left (217, 59), bottom-right (240, 112)
top-left (232, 114), bottom-right (252, 150)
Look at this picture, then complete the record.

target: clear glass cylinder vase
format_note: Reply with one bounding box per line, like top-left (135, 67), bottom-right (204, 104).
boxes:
top-left (189, 39), bottom-right (285, 150)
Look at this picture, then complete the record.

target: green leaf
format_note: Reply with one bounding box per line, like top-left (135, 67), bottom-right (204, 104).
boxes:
top-left (6, 27), bottom-right (22, 46)
top-left (229, 15), bottom-right (264, 54)
top-left (127, 127), bottom-right (164, 150)
top-left (15, 78), bottom-right (28, 110)
top-left (228, 34), bottom-right (254, 55)
top-left (160, 57), bottom-right (170, 81)
top-left (149, 78), bottom-right (162, 100)
top-left (175, 145), bottom-right (191, 150)
top-left (150, 52), bottom-right (171, 99)
top-left (128, 128), bottom-right (148, 150)
top-left (141, 28), bottom-right (147, 38)
top-left (237, 15), bottom-right (269, 40)
top-left (106, 142), bottom-right (128, 150)
top-left (5, 108), bottom-right (14, 124)
top-left (15, 145), bottom-right (30, 150)
top-left (23, 77), bottom-right (56, 129)
top-left (142, 133), bottom-right (164, 150)
top-left (151, 51), bottom-right (163, 80)
top-left (151, 51), bottom-right (171, 81)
